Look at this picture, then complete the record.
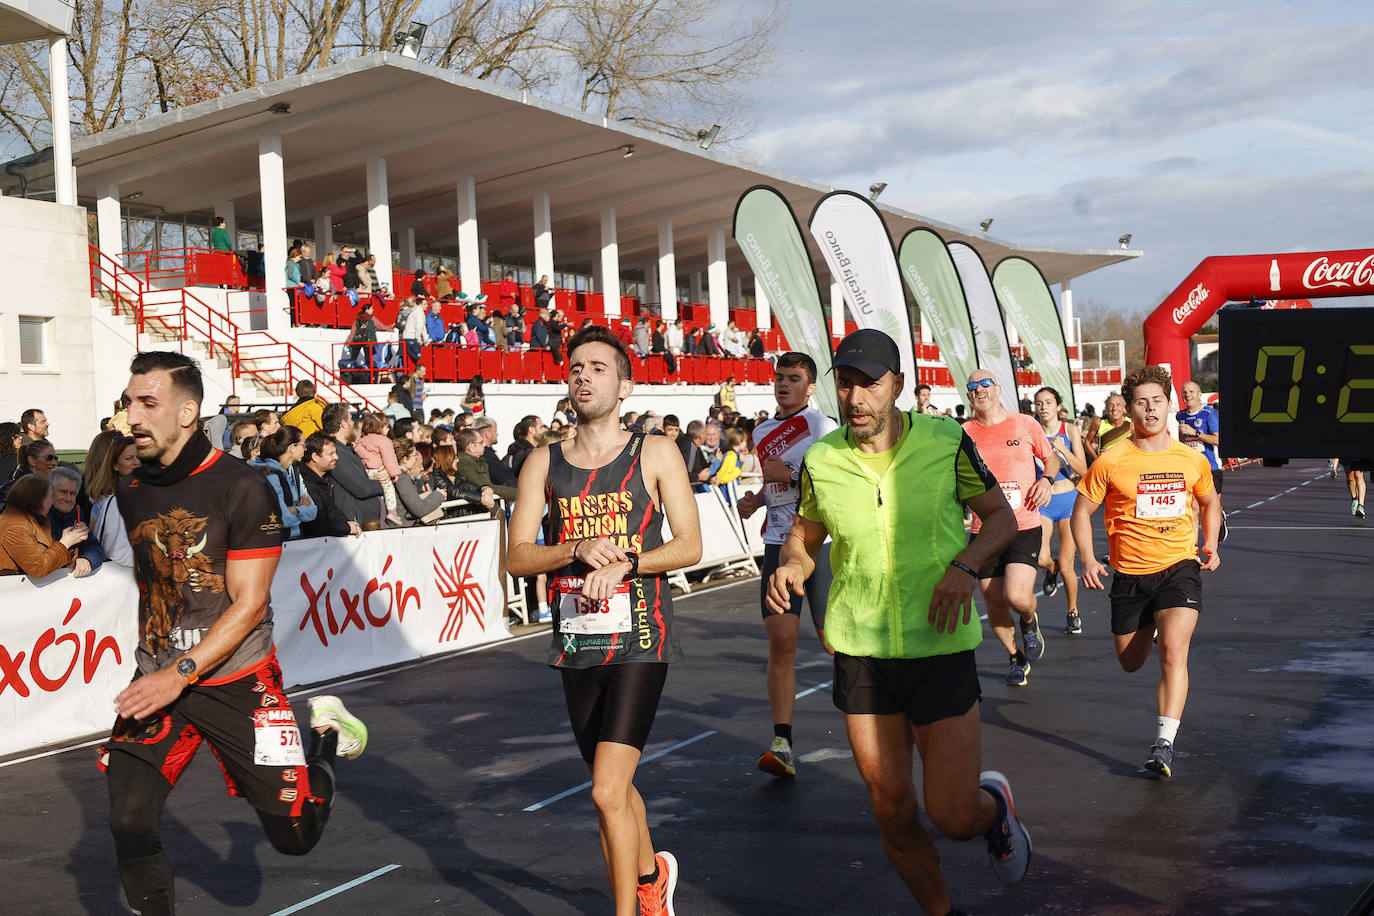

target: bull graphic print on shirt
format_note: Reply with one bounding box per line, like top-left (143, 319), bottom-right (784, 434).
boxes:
top-left (128, 509), bottom-right (225, 655)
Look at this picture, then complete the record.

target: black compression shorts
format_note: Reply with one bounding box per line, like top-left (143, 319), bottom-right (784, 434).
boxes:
top-left (561, 662), bottom-right (668, 763)
top-left (760, 542), bottom-right (831, 624)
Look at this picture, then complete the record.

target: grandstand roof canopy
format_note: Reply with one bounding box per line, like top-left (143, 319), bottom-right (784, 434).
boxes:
top-left (0, 0), bottom-right (73, 43)
top-left (14, 53), bottom-right (1140, 283)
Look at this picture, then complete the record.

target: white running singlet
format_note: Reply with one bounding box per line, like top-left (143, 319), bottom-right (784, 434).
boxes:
top-left (752, 407), bottom-right (837, 545)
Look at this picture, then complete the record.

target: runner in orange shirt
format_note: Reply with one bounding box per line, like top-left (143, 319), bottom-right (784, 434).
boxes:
top-left (1071, 365), bottom-right (1221, 778)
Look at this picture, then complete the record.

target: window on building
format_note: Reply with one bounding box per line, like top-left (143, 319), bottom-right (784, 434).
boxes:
top-left (19, 317), bottom-right (48, 367)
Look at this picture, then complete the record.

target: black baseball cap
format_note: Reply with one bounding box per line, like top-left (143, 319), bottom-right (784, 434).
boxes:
top-left (831, 329), bottom-right (900, 380)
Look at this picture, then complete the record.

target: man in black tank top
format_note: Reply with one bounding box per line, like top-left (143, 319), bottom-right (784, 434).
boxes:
top-left (509, 326), bottom-right (701, 916)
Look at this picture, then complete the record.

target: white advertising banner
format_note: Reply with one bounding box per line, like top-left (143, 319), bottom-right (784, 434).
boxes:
top-left (273, 520), bottom-right (508, 686)
top-left (948, 241), bottom-right (1020, 414)
top-left (808, 191), bottom-right (917, 410)
top-left (0, 521), bottom-right (507, 757)
top-left (0, 566), bottom-right (139, 757)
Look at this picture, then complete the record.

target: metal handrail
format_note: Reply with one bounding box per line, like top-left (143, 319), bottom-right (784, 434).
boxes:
top-left (90, 245), bottom-right (380, 411)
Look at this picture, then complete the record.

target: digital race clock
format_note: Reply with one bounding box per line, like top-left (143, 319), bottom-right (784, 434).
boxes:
top-left (1218, 307), bottom-right (1374, 458)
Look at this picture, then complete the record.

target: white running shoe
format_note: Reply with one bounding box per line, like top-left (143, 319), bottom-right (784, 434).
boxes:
top-left (309, 695), bottom-right (368, 760)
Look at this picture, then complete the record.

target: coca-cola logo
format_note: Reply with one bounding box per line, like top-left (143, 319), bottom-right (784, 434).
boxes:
top-left (1302, 254), bottom-right (1374, 290)
top-left (1172, 284), bottom-right (1209, 324)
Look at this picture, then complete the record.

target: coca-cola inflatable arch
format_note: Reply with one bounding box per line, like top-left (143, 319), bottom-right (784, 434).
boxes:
top-left (1143, 248), bottom-right (1374, 398)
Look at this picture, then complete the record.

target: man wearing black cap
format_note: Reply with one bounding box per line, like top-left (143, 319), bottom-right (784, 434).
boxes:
top-left (767, 329), bottom-right (1032, 914)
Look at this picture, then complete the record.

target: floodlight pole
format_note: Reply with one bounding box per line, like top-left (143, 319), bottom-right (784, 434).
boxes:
top-left (50, 37), bottom-right (74, 206)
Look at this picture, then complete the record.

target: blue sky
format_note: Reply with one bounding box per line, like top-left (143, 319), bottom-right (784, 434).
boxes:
top-left (744, 0), bottom-right (1374, 312)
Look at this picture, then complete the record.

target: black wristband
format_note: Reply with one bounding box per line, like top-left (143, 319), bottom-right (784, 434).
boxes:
top-left (949, 559), bottom-right (978, 578)
top-left (623, 551), bottom-right (640, 580)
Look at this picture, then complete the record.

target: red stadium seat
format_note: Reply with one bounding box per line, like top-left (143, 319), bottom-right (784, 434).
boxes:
top-left (523, 350), bottom-right (544, 383)
top-left (502, 350), bottom-right (523, 382)
top-left (480, 349), bottom-right (503, 382)
top-left (432, 345), bottom-right (457, 382)
top-left (646, 354), bottom-right (665, 383)
top-left (456, 349), bottom-right (480, 381)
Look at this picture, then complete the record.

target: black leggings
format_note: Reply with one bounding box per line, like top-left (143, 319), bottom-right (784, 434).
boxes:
top-left (106, 730), bottom-right (338, 915)
top-left (561, 663), bottom-right (669, 764)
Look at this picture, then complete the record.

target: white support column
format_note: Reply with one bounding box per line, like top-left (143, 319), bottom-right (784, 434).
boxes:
top-left (1061, 278), bottom-right (1075, 346)
top-left (479, 238), bottom-right (490, 282)
top-left (365, 157), bottom-right (393, 288)
top-left (657, 218), bottom-right (677, 322)
top-left (707, 229), bottom-right (729, 328)
top-left (755, 282), bottom-right (771, 330)
top-left (216, 200), bottom-right (236, 248)
top-left (600, 204), bottom-right (621, 318)
top-left (456, 176), bottom-right (480, 296)
top-left (688, 271), bottom-right (703, 304)
top-left (49, 38), bottom-right (74, 207)
top-left (644, 263), bottom-right (658, 305)
top-left (830, 280), bottom-right (844, 339)
top-left (533, 191), bottom-right (554, 282)
top-left (400, 228), bottom-right (417, 270)
top-left (258, 133), bottom-right (288, 332)
top-left (96, 183), bottom-right (122, 258)
top-left (312, 215), bottom-right (333, 256)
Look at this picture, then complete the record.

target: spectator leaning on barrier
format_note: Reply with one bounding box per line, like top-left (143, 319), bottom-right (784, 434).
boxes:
top-left (298, 432), bottom-right (361, 538)
top-left (321, 402), bottom-right (384, 530)
top-left (281, 381), bottom-right (326, 438)
top-left (84, 430), bottom-right (138, 566)
top-left (428, 443), bottom-right (494, 518)
top-left (0, 474), bottom-right (84, 577)
top-left (251, 427), bottom-right (317, 540)
top-left (48, 465), bottom-right (103, 577)
top-left (391, 439), bottom-right (446, 526)
top-left (679, 420), bottom-right (711, 491)
top-left (456, 428), bottom-right (518, 502)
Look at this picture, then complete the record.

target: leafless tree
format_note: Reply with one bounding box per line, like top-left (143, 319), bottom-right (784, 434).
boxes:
top-left (0, 0), bottom-right (787, 158)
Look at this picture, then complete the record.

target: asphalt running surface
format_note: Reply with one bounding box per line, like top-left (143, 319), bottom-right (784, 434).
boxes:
top-left (3, 460), bottom-right (1371, 915)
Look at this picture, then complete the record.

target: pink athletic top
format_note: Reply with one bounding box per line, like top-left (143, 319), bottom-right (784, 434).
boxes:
top-left (962, 412), bottom-right (1053, 533)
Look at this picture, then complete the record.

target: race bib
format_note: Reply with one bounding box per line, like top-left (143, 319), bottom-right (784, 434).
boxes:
top-left (253, 707), bottom-right (306, 767)
top-left (1136, 478), bottom-right (1187, 519)
top-left (999, 481), bottom-right (1023, 510)
top-left (556, 576), bottom-right (633, 635)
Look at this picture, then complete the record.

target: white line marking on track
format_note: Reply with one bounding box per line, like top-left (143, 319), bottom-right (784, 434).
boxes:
top-left (269, 864), bottom-right (401, 915)
top-left (1245, 501), bottom-right (1265, 509)
top-left (794, 679), bottom-right (833, 700)
top-left (523, 730), bottom-right (719, 812)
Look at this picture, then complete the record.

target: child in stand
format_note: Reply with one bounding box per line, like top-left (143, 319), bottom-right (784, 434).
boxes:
top-left (353, 412), bottom-right (403, 526)
top-left (711, 429), bottom-right (748, 504)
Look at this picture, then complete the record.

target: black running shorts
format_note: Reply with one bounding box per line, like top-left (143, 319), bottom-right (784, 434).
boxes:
top-left (973, 527), bottom-right (1042, 579)
top-left (1109, 559), bottom-right (1202, 636)
top-left (1211, 469), bottom-right (1224, 494)
top-left (1341, 458), bottom-right (1374, 473)
top-left (561, 662), bottom-right (668, 763)
top-left (832, 650), bottom-right (981, 726)
top-left (98, 653), bottom-right (317, 817)
top-left (760, 542), bottom-right (831, 625)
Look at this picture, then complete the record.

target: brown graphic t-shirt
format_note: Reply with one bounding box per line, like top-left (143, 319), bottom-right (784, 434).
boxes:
top-left (116, 450), bottom-right (285, 680)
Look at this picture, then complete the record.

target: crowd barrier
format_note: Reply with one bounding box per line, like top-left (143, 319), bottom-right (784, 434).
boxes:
top-left (3, 489), bottom-right (771, 759)
top-left (1, 519), bottom-right (507, 758)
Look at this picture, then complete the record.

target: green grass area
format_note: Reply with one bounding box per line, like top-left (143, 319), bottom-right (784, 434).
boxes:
top-left (57, 450), bottom-right (86, 472)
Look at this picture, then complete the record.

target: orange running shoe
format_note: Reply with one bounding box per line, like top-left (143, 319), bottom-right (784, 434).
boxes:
top-left (636, 850), bottom-right (678, 916)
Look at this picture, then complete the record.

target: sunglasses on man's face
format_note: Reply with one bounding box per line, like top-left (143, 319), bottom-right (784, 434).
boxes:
top-left (966, 378), bottom-right (996, 392)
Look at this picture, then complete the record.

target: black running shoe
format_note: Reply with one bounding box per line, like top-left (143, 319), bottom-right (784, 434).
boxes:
top-left (1042, 567), bottom-right (1058, 597)
top-left (1218, 511), bottom-right (1228, 543)
top-left (1065, 612), bottom-right (1082, 635)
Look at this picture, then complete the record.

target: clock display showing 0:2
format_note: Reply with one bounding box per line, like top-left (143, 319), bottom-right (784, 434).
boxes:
top-left (1247, 343), bottom-right (1374, 423)
top-left (1219, 307), bottom-right (1374, 459)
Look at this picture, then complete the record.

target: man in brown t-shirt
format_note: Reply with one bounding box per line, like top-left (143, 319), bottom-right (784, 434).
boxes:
top-left (102, 351), bottom-right (369, 916)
